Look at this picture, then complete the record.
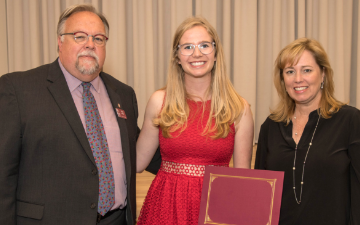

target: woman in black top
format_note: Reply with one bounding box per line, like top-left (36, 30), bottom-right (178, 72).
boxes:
top-left (255, 38), bottom-right (360, 225)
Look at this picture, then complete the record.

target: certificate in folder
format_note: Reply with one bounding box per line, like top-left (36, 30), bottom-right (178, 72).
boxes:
top-left (198, 166), bottom-right (284, 225)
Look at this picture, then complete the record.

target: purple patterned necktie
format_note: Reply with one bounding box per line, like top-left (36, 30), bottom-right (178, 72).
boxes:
top-left (82, 82), bottom-right (115, 215)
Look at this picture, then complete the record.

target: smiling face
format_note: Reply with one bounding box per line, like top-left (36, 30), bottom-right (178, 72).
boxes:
top-left (177, 26), bottom-right (216, 79)
top-left (58, 11), bottom-right (106, 82)
top-left (283, 50), bottom-right (324, 108)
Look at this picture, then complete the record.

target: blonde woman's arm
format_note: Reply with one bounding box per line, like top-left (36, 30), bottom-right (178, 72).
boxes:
top-left (233, 100), bottom-right (254, 168)
top-left (136, 90), bottom-right (165, 173)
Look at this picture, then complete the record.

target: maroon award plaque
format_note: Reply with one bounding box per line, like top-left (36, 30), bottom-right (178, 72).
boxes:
top-left (198, 166), bottom-right (284, 225)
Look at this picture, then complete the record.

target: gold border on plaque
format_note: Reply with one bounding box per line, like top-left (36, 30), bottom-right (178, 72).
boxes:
top-left (203, 173), bottom-right (277, 225)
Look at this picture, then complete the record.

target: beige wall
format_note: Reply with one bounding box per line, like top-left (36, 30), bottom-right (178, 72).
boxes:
top-left (0, 0), bottom-right (8, 76)
top-left (2, 0), bottom-right (360, 140)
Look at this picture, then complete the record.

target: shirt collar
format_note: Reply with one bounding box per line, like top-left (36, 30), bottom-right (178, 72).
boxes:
top-left (58, 58), bottom-right (101, 94)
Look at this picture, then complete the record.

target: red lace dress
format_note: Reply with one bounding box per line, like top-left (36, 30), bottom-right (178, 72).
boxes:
top-left (137, 100), bottom-right (235, 225)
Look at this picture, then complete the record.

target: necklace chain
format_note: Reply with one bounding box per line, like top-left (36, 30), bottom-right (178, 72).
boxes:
top-left (292, 114), bottom-right (321, 204)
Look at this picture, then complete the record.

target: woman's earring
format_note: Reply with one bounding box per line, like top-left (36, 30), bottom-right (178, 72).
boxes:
top-left (320, 81), bottom-right (324, 89)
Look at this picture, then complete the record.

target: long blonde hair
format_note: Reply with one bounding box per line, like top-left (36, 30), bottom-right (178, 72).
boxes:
top-left (270, 38), bottom-right (344, 124)
top-left (154, 17), bottom-right (245, 139)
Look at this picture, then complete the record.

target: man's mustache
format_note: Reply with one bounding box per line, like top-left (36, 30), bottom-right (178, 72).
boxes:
top-left (77, 50), bottom-right (99, 62)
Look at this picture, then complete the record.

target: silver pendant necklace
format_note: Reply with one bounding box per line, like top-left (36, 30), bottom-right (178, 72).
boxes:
top-left (292, 114), bottom-right (321, 204)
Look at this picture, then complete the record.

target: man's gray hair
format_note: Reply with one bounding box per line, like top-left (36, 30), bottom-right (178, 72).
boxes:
top-left (57, 4), bottom-right (109, 39)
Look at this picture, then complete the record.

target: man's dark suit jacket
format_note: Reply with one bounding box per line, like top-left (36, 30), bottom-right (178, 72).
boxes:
top-left (0, 59), bottom-right (160, 225)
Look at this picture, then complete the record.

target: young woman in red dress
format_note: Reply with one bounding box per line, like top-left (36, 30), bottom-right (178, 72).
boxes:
top-left (136, 17), bottom-right (254, 225)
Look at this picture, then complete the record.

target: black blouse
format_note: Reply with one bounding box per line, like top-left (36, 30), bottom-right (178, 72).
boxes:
top-left (255, 105), bottom-right (360, 225)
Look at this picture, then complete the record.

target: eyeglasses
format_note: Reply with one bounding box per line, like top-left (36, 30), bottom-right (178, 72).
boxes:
top-left (178, 42), bottom-right (215, 56)
top-left (60, 32), bottom-right (108, 46)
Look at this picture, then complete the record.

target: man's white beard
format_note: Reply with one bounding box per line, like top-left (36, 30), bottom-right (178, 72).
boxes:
top-left (76, 50), bottom-right (100, 75)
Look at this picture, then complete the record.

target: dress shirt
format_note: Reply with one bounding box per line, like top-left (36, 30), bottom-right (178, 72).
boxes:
top-left (59, 59), bottom-right (127, 210)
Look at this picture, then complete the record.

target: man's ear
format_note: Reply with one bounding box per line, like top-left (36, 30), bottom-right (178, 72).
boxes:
top-left (57, 36), bottom-right (62, 52)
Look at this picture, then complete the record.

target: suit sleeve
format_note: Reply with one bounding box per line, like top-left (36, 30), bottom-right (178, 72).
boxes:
top-left (254, 120), bottom-right (268, 170)
top-left (348, 109), bottom-right (360, 225)
top-left (0, 75), bottom-right (22, 225)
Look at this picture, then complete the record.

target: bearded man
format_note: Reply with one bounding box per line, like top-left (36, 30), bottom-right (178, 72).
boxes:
top-left (0, 4), bottom-right (160, 225)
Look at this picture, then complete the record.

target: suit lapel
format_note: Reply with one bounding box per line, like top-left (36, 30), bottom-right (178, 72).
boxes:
top-left (46, 60), bottom-right (96, 166)
top-left (101, 74), bottom-right (132, 183)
